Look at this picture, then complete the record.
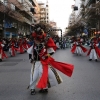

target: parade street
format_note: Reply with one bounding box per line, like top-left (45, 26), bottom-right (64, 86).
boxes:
top-left (0, 48), bottom-right (100, 100)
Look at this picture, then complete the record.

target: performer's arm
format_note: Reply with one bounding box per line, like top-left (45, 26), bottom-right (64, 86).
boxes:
top-left (46, 48), bottom-right (55, 57)
top-left (49, 52), bottom-right (54, 55)
top-left (27, 45), bottom-right (33, 54)
top-left (29, 54), bottom-right (34, 63)
top-left (27, 45), bottom-right (34, 63)
top-left (96, 43), bottom-right (99, 47)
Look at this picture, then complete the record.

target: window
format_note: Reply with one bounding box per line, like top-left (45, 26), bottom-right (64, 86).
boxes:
top-left (0, 0), bottom-right (4, 3)
top-left (10, 4), bottom-right (15, 10)
top-left (18, 0), bottom-right (24, 3)
top-left (46, 5), bottom-right (48, 7)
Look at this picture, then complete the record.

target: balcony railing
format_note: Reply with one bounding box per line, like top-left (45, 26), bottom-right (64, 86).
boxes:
top-left (23, 0), bottom-right (33, 8)
top-left (96, 0), bottom-right (100, 7)
top-left (0, 1), bottom-right (16, 11)
top-left (89, 3), bottom-right (96, 8)
top-left (85, 3), bottom-right (96, 15)
top-left (8, 0), bottom-right (35, 17)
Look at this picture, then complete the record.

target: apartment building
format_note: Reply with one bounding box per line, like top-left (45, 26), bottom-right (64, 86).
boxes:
top-left (49, 21), bottom-right (58, 35)
top-left (38, 0), bottom-right (49, 23)
top-left (0, 0), bottom-right (39, 38)
top-left (38, 2), bottom-right (46, 23)
top-left (68, 11), bottom-right (76, 28)
top-left (68, 0), bottom-right (100, 37)
top-left (45, 0), bottom-right (49, 23)
top-left (49, 21), bottom-right (57, 28)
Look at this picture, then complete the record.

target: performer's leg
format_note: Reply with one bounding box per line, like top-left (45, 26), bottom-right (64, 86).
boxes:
top-left (70, 43), bottom-right (73, 48)
top-left (93, 49), bottom-right (98, 61)
top-left (9, 48), bottom-right (12, 56)
top-left (30, 65), bottom-right (39, 89)
top-left (76, 47), bottom-right (78, 54)
top-left (48, 66), bottom-right (62, 87)
top-left (30, 62), bottom-right (40, 95)
top-left (11, 49), bottom-right (13, 56)
top-left (89, 49), bottom-right (93, 61)
top-left (78, 47), bottom-right (82, 55)
top-left (38, 63), bottom-right (49, 93)
top-left (0, 52), bottom-right (2, 62)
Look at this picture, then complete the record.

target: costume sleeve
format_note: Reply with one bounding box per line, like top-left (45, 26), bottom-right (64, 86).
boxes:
top-left (96, 43), bottom-right (99, 47)
top-left (1, 44), bottom-right (4, 47)
top-left (47, 47), bottom-right (55, 53)
top-left (27, 45), bottom-right (33, 54)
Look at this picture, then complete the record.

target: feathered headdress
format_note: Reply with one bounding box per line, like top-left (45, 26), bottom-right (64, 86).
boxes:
top-left (32, 24), bottom-right (46, 42)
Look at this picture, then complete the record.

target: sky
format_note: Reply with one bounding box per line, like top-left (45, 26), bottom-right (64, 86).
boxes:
top-left (37, 0), bottom-right (75, 33)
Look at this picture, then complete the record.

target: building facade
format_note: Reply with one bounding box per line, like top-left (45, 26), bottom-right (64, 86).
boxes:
top-left (68, 0), bottom-right (100, 37)
top-left (0, 0), bottom-right (39, 38)
top-left (38, 0), bottom-right (49, 23)
top-left (45, 0), bottom-right (49, 23)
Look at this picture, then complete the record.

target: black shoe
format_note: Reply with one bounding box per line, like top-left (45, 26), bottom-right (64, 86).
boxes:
top-left (39, 89), bottom-right (44, 93)
top-left (89, 59), bottom-right (92, 61)
top-left (0, 59), bottom-right (2, 62)
top-left (31, 89), bottom-right (36, 95)
top-left (44, 89), bottom-right (48, 93)
top-left (39, 89), bottom-right (48, 93)
top-left (95, 59), bottom-right (98, 62)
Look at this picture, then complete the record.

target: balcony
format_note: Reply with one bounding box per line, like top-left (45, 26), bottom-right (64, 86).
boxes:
top-left (8, 0), bottom-right (24, 10)
top-left (85, 3), bottom-right (96, 15)
top-left (23, 17), bottom-right (32, 25)
top-left (32, 0), bottom-right (37, 7)
top-left (0, 1), bottom-right (16, 13)
top-left (96, 0), bottom-right (100, 7)
top-left (8, 0), bottom-right (35, 17)
top-left (96, 0), bottom-right (100, 4)
top-left (8, 10), bottom-right (25, 22)
top-left (23, 0), bottom-right (33, 8)
top-left (0, 0), bottom-right (36, 25)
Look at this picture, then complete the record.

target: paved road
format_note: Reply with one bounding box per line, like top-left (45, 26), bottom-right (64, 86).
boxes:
top-left (0, 48), bottom-right (100, 100)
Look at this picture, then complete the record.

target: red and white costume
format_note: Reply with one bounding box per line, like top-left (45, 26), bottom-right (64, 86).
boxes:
top-left (15, 39), bottom-right (25, 54)
top-left (8, 40), bottom-right (16, 57)
top-left (87, 39), bottom-right (100, 61)
top-left (0, 41), bottom-right (8, 61)
top-left (71, 39), bottom-right (87, 55)
top-left (23, 38), bottom-right (30, 51)
top-left (27, 30), bottom-right (74, 94)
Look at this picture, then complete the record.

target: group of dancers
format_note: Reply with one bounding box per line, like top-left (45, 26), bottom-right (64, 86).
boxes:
top-left (0, 23), bottom-right (74, 95)
top-left (70, 36), bottom-right (100, 62)
top-left (0, 38), bottom-right (32, 62)
top-left (1, 25), bottom-right (100, 95)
